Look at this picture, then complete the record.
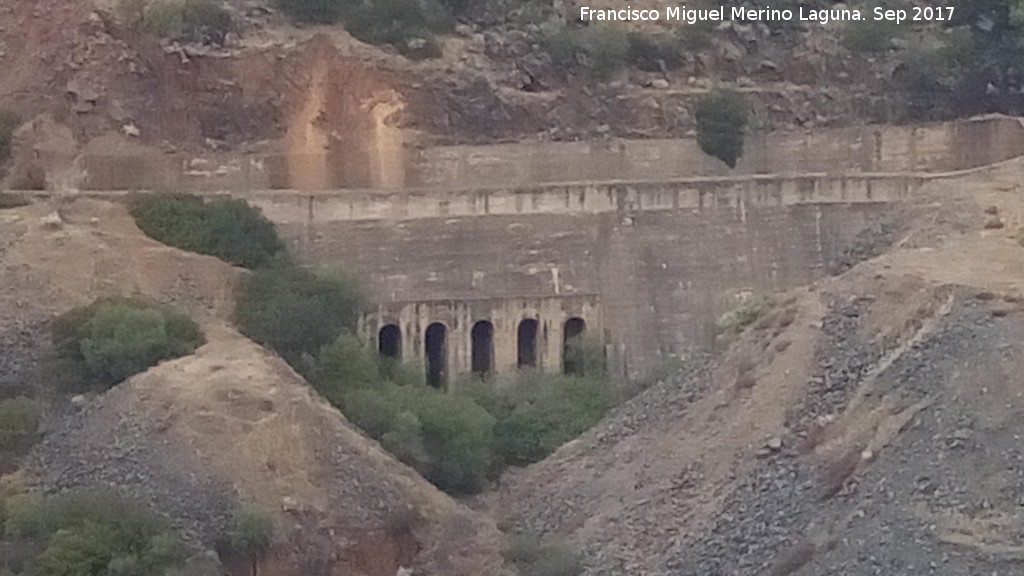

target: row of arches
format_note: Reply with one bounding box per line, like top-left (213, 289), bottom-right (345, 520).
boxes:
top-left (377, 317), bottom-right (589, 387)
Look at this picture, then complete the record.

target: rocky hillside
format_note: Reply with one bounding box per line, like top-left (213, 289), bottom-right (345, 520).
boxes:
top-left (0, 0), bottom-right (959, 184)
top-left (494, 160), bottom-right (1024, 575)
top-left (0, 198), bottom-right (505, 576)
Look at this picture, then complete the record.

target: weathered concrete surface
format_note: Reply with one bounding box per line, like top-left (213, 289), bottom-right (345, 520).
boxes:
top-left (235, 172), bottom-right (919, 382)
top-left (52, 116), bottom-right (1024, 382)
top-left (77, 115), bottom-right (1024, 192)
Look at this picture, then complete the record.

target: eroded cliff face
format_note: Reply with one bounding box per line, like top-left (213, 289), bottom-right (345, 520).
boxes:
top-left (0, 0), bottom-right (937, 190)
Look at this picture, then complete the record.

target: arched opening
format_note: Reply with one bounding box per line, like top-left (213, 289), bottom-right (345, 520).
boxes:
top-left (471, 321), bottom-right (494, 376)
top-left (378, 324), bottom-right (402, 360)
top-left (563, 317), bottom-right (587, 376)
top-left (425, 323), bottom-right (447, 388)
top-left (517, 318), bottom-right (539, 368)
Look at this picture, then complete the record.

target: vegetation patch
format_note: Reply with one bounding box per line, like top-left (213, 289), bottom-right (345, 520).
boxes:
top-left (0, 491), bottom-right (187, 576)
top-left (275, 0), bottom-right (451, 58)
top-left (0, 398), bottom-right (41, 470)
top-left (716, 294), bottom-right (774, 335)
top-left (129, 193), bottom-right (285, 269)
top-left (542, 23), bottom-right (630, 79)
top-left (51, 297), bottom-right (205, 392)
top-left (120, 0), bottom-right (233, 45)
top-left (626, 32), bottom-right (684, 72)
top-left (0, 193), bottom-right (29, 210)
top-left (307, 335), bottom-right (496, 494)
top-left (222, 199), bottom-right (627, 495)
top-left (466, 366), bottom-right (615, 468)
top-left (695, 88), bottom-right (749, 169)
top-left (842, 18), bottom-right (899, 54)
top-left (234, 267), bottom-right (361, 365)
top-left (225, 506), bottom-right (276, 575)
top-left (300, 331), bottom-right (621, 492)
top-left (0, 110), bottom-right (19, 179)
top-left (504, 533), bottom-right (584, 576)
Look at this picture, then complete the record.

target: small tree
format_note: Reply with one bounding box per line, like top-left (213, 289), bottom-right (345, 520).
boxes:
top-left (51, 298), bottom-right (205, 391)
top-left (234, 267), bottom-right (361, 364)
top-left (694, 88), bottom-right (749, 169)
top-left (227, 507), bottom-right (275, 576)
top-left (0, 110), bottom-right (19, 177)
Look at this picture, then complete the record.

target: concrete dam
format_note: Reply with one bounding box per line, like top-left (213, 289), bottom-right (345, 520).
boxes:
top-left (67, 115), bottom-right (1024, 385)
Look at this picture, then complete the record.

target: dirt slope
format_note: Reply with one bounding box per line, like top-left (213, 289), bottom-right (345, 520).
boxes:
top-left (0, 197), bottom-right (238, 394)
top-left (29, 324), bottom-right (505, 576)
top-left (496, 160), bottom-right (1024, 575)
top-left (0, 198), bottom-right (504, 575)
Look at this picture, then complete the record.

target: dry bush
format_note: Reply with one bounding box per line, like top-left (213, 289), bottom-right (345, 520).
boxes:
top-left (768, 539), bottom-right (816, 576)
top-left (734, 372), bottom-right (757, 390)
top-left (820, 446), bottom-right (862, 500)
top-left (776, 306), bottom-right (798, 329)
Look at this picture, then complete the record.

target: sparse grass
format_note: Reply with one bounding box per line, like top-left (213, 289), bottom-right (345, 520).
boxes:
top-left (504, 533), bottom-right (584, 576)
top-left (717, 294), bottom-right (774, 335)
top-left (51, 297), bottom-right (205, 391)
top-left (121, 0), bottom-right (232, 45)
top-left (129, 193), bottom-right (285, 269)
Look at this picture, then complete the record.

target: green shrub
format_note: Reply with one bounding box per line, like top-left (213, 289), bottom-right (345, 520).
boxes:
top-left (122, 0), bottom-right (232, 44)
top-left (1, 491), bottom-right (186, 576)
top-left (2, 493), bottom-right (42, 539)
top-left (275, 0), bottom-right (450, 58)
top-left (345, 0), bottom-right (451, 58)
top-left (505, 534), bottom-right (583, 576)
top-left (227, 506), bottom-right (275, 575)
top-left (234, 267), bottom-right (361, 364)
top-left (337, 385), bottom-right (496, 493)
top-left (0, 110), bottom-right (19, 176)
top-left (51, 297), bottom-right (205, 391)
top-left (543, 23), bottom-right (630, 79)
top-left (842, 18), bottom-right (899, 54)
top-left (695, 88), bottom-right (749, 168)
top-left (308, 337), bottom-right (495, 493)
top-left (627, 32), bottom-right (683, 72)
top-left (274, 0), bottom-right (344, 24)
top-left (0, 193), bottom-right (30, 209)
top-left (129, 193), bottom-right (284, 269)
top-left (562, 336), bottom-right (606, 378)
top-left (716, 294), bottom-right (773, 335)
top-left (0, 398), bottom-right (41, 458)
top-left (469, 371), bottom-right (615, 468)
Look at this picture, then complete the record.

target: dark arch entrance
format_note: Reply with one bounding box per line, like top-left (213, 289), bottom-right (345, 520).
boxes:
top-left (517, 318), bottom-right (539, 368)
top-left (471, 321), bottom-right (494, 376)
top-left (425, 323), bottom-right (447, 388)
top-left (563, 317), bottom-right (586, 376)
top-left (378, 324), bottom-right (401, 360)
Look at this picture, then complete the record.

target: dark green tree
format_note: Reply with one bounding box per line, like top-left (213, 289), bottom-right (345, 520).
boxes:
top-left (694, 88), bottom-right (749, 169)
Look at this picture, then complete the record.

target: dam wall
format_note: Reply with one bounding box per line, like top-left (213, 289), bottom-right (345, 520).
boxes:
top-left (77, 115), bottom-right (1024, 192)
top-left (234, 173), bottom-right (921, 382)
top-left (54, 116), bottom-right (1024, 384)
